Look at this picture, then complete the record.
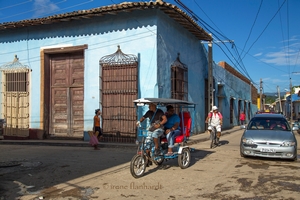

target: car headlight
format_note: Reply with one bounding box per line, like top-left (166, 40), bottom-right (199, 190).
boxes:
top-left (281, 141), bottom-right (296, 147)
top-left (242, 138), bottom-right (254, 144)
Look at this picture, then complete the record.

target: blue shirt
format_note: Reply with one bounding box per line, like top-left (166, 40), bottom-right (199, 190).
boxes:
top-left (164, 114), bottom-right (180, 130)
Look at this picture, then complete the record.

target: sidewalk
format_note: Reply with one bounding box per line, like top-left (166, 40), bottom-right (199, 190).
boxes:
top-left (0, 126), bottom-right (241, 148)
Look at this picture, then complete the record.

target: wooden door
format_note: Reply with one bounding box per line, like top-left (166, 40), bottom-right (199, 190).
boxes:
top-left (50, 53), bottom-right (84, 137)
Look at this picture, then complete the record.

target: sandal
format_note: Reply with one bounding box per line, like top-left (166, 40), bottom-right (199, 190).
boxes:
top-left (166, 152), bottom-right (173, 156)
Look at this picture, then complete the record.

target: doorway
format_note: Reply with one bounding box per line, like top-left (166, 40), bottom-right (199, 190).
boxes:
top-left (42, 45), bottom-right (87, 137)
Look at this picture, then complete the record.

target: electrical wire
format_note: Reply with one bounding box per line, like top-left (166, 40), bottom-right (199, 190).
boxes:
top-left (242, 0), bottom-right (287, 61)
top-left (184, 0), bottom-right (293, 94)
top-left (240, 0), bottom-right (263, 61)
top-left (178, 0), bottom-right (254, 85)
top-left (0, 0), bottom-right (96, 22)
top-left (0, 0), bottom-right (33, 11)
top-left (0, 0), bottom-right (296, 93)
top-left (0, 0), bottom-right (66, 21)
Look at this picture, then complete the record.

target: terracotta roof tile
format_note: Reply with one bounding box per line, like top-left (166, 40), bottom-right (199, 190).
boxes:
top-left (0, 1), bottom-right (211, 41)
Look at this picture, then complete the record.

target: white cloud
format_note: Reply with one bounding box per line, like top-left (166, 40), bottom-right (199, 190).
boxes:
top-left (280, 35), bottom-right (300, 43)
top-left (258, 36), bottom-right (300, 66)
top-left (253, 52), bottom-right (262, 57)
top-left (261, 48), bottom-right (300, 66)
top-left (33, 0), bottom-right (59, 17)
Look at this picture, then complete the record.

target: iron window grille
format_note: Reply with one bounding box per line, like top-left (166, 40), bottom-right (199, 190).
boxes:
top-left (5, 72), bottom-right (28, 92)
top-left (171, 53), bottom-right (188, 101)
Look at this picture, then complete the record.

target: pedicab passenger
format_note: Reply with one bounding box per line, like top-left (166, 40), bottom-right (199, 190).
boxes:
top-left (163, 105), bottom-right (181, 156)
top-left (137, 103), bottom-right (167, 156)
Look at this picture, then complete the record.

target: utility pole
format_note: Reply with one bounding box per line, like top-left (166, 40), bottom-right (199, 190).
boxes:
top-left (260, 79), bottom-right (263, 111)
top-left (208, 36), bottom-right (213, 111)
top-left (277, 86), bottom-right (282, 113)
top-left (290, 78), bottom-right (293, 125)
top-left (205, 37), bottom-right (233, 111)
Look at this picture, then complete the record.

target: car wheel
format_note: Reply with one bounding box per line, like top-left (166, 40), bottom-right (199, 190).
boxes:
top-left (293, 151), bottom-right (298, 161)
top-left (240, 151), bottom-right (245, 158)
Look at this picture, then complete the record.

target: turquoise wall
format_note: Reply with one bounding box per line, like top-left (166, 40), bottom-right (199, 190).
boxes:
top-left (0, 10), bottom-right (159, 131)
top-left (155, 11), bottom-right (208, 133)
top-left (0, 8), bottom-right (256, 135)
top-left (213, 62), bottom-right (255, 128)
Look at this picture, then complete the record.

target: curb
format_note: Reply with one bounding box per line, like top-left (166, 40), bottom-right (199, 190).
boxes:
top-left (0, 127), bottom-right (241, 148)
top-left (187, 127), bottom-right (241, 145)
top-left (0, 140), bottom-right (137, 149)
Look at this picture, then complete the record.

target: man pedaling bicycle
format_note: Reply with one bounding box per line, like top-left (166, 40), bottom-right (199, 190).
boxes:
top-left (137, 103), bottom-right (167, 156)
top-left (205, 106), bottom-right (223, 145)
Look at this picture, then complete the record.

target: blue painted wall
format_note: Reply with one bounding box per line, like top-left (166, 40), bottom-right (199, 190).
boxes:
top-left (213, 62), bottom-right (255, 128)
top-left (0, 8), bottom-right (257, 136)
top-left (0, 10), bottom-right (160, 132)
top-left (155, 11), bottom-right (208, 133)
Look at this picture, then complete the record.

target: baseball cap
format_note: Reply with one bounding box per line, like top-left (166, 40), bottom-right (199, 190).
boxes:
top-left (212, 106), bottom-right (218, 111)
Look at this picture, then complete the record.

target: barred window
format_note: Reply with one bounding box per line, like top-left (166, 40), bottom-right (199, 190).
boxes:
top-left (171, 66), bottom-right (188, 101)
top-left (6, 72), bottom-right (28, 92)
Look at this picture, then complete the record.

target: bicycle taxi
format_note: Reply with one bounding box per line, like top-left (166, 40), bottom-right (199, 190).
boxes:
top-left (130, 98), bottom-right (196, 178)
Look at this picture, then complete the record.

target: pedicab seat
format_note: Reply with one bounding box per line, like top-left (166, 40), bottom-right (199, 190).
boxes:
top-left (161, 111), bottom-right (192, 144)
top-left (179, 111), bottom-right (192, 138)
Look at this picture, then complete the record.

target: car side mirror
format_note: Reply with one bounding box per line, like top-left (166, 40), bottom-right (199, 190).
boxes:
top-left (240, 125), bottom-right (246, 129)
top-left (292, 126), bottom-right (299, 131)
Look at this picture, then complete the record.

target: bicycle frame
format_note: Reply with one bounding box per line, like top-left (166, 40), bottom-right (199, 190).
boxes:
top-left (136, 127), bottom-right (165, 164)
top-left (210, 126), bottom-right (217, 140)
top-left (210, 126), bottom-right (217, 148)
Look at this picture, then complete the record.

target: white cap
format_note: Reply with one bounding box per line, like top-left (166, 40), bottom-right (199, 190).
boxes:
top-left (212, 106), bottom-right (218, 111)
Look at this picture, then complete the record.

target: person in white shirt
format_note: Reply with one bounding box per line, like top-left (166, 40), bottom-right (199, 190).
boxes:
top-left (205, 106), bottom-right (223, 145)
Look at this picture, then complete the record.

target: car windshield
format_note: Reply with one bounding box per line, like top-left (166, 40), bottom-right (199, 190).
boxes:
top-left (248, 117), bottom-right (291, 131)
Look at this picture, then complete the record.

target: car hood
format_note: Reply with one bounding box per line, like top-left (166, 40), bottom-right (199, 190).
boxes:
top-left (243, 130), bottom-right (295, 141)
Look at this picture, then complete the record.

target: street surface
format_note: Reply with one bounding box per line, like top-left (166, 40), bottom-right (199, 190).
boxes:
top-left (0, 129), bottom-right (300, 200)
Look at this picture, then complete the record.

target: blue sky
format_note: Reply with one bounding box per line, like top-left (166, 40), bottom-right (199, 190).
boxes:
top-left (0, 0), bottom-right (299, 94)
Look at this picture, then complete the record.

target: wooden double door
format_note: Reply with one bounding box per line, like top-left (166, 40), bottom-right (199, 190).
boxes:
top-left (49, 52), bottom-right (84, 137)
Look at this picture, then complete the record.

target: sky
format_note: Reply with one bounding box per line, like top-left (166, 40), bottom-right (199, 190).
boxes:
top-left (0, 0), bottom-right (300, 95)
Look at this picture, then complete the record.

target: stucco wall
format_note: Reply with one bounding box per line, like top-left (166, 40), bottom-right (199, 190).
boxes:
top-left (0, 10), bottom-right (160, 131)
top-left (0, 7), bottom-right (257, 136)
top-left (213, 62), bottom-right (255, 127)
top-left (156, 11), bottom-right (208, 134)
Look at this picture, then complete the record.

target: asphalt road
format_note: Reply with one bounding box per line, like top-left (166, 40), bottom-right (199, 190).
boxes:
top-left (1, 129), bottom-right (300, 200)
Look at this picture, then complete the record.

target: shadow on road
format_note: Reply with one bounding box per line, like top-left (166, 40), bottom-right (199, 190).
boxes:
top-left (0, 145), bottom-right (136, 199)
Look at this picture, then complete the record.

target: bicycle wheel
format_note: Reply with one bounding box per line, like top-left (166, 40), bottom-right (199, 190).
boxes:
top-left (130, 154), bottom-right (146, 178)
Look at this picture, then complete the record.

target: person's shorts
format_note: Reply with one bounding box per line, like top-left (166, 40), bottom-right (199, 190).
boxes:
top-left (208, 125), bottom-right (221, 132)
top-left (150, 128), bottom-right (164, 138)
top-left (95, 127), bottom-right (103, 136)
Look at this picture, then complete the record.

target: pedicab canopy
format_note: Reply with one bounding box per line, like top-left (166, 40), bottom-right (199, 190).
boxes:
top-left (133, 98), bottom-right (196, 107)
top-left (134, 98), bottom-right (195, 138)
